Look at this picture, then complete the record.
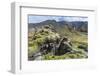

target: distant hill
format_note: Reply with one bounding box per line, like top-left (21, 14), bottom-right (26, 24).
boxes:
top-left (71, 21), bottom-right (88, 32)
top-left (28, 20), bottom-right (88, 33)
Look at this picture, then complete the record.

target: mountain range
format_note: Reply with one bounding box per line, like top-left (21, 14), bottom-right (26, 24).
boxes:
top-left (28, 20), bottom-right (88, 33)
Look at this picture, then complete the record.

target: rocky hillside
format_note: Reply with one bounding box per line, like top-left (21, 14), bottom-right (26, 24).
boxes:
top-left (28, 20), bottom-right (88, 33)
top-left (28, 22), bottom-right (88, 60)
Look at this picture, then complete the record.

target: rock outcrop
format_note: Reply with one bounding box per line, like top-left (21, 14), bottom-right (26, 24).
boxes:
top-left (29, 25), bottom-right (74, 60)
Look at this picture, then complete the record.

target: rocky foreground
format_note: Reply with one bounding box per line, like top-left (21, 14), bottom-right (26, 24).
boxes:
top-left (28, 25), bottom-right (88, 60)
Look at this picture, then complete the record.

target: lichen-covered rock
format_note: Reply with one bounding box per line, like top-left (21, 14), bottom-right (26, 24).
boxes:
top-left (55, 37), bottom-right (73, 55)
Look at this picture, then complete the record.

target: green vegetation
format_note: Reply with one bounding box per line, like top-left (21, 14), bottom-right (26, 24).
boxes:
top-left (28, 23), bottom-right (88, 60)
top-left (43, 50), bottom-right (87, 60)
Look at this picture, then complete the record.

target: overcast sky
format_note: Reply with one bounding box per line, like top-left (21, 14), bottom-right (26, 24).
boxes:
top-left (28, 15), bottom-right (88, 23)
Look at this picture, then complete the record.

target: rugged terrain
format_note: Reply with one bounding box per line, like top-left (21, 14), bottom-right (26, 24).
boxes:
top-left (28, 20), bottom-right (88, 60)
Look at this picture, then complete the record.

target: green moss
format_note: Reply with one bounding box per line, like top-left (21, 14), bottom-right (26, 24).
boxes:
top-left (43, 49), bottom-right (87, 60)
top-left (28, 25), bottom-right (88, 60)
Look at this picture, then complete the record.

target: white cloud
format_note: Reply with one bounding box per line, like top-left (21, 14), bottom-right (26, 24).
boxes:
top-left (28, 15), bottom-right (88, 23)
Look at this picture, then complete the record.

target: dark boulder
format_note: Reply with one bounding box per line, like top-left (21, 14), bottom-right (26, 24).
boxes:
top-left (55, 37), bottom-right (73, 55)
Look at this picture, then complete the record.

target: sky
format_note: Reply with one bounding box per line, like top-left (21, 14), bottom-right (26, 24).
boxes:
top-left (28, 15), bottom-right (88, 23)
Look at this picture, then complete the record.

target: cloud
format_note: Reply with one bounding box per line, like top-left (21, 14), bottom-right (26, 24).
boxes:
top-left (28, 15), bottom-right (88, 23)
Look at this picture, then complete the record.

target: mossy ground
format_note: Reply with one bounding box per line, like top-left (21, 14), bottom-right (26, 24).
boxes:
top-left (28, 27), bottom-right (88, 60)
